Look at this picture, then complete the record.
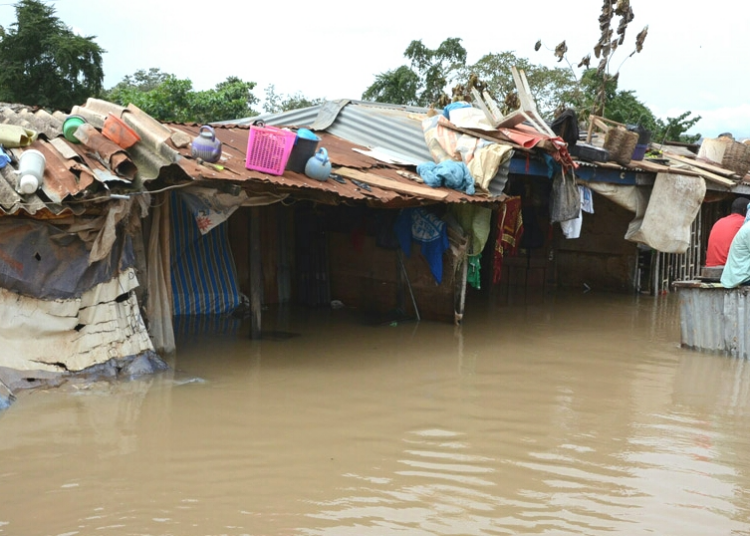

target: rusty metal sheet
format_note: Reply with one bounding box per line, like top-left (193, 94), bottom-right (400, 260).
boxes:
top-left (74, 123), bottom-right (137, 180)
top-left (168, 124), bottom-right (494, 207)
top-left (32, 140), bottom-right (91, 203)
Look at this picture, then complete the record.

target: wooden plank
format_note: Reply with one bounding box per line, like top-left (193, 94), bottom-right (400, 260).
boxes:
top-left (662, 152), bottom-right (737, 177)
top-left (334, 167), bottom-right (449, 200)
top-left (625, 159), bottom-right (701, 177)
top-left (664, 157), bottom-right (736, 187)
top-left (249, 207), bottom-right (262, 340)
top-left (627, 160), bottom-right (676, 173)
top-left (471, 87), bottom-right (499, 127)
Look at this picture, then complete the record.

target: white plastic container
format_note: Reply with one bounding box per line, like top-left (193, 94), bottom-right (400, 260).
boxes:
top-left (17, 149), bottom-right (45, 194)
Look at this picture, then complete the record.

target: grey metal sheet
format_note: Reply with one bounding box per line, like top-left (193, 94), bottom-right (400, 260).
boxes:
top-left (236, 100), bottom-right (434, 165)
top-left (677, 285), bottom-right (750, 358)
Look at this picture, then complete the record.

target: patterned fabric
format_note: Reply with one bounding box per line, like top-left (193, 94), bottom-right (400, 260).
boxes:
top-left (170, 191), bottom-right (241, 315)
top-left (493, 196), bottom-right (524, 284)
top-left (395, 208), bottom-right (450, 284)
top-left (467, 254), bottom-right (482, 290)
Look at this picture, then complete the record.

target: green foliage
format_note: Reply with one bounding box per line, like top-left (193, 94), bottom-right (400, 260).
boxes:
top-left (575, 68), bottom-right (701, 143)
top-left (656, 111), bottom-right (701, 144)
top-left (107, 67), bottom-right (170, 95)
top-left (263, 84), bottom-right (324, 114)
top-left (459, 51), bottom-right (578, 120)
top-left (362, 37), bottom-right (466, 107)
top-left (0, 0), bottom-right (105, 110)
top-left (405, 37), bottom-right (466, 106)
top-left (361, 66), bottom-right (420, 105)
top-left (535, 0), bottom-right (700, 144)
top-left (107, 70), bottom-right (259, 123)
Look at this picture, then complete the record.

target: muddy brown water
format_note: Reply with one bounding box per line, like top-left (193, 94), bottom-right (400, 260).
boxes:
top-left (2, 292), bottom-right (750, 536)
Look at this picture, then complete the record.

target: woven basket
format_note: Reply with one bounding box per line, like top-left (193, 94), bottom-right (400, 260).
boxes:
top-left (721, 140), bottom-right (750, 176)
top-left (603, 126), bottom-right (638, 166)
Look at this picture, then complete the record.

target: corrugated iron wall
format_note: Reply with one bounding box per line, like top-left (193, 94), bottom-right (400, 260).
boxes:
top-left (678, 286), bottom-right (750, 358)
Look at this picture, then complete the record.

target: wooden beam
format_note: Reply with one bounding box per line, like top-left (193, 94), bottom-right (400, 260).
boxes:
top-left (664, 157), bottom-right (736, 187)
top-left (334, 167), bottom-right (449, 200)
top-left (249, 207), bottom-right (262, 340)
top-left (662, 152), bottom-right (738, 177)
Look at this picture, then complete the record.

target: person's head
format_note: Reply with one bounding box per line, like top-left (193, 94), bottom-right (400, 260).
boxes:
top-left (731, 197), bottom-right (750, 215)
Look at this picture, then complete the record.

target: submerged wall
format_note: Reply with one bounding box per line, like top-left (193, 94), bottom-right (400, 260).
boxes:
top-left (554, 194), bottom-right (638, 292)
top-left (0, 268), bottom-right (154, 373)
top-left (676, 283), bottom-right (750, 358)
top-left (229, 204), bottom-right (459, 322)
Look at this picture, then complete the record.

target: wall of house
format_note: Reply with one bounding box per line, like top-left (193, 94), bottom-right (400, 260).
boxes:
top-left (553, 193), bottom-right (638, 292)
top-left (229, 204), bottom-right (290, 306)
top-left (229, 203), bottom-right (457, 322)
top-left (327, 232), bottom-right (456, 323)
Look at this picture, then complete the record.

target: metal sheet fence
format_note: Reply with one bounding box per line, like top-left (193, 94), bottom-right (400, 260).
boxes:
top-left (653, 210), bottom-right (703, 295)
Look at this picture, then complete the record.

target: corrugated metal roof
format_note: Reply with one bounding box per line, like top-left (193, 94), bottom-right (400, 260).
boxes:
top-left (0, 102), bottom-right (152, 216)
top-left (170, 123), bottom-right (491, 207)
top-left (0, 98), bottom-right (490, 218)
top-left (7, 96), bottom-right (749, 218)
top-left (225, 100), bottom-right (435, 165)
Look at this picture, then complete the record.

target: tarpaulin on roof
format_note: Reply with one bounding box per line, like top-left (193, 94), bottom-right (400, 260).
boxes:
top-left (170, 191), bottom-right (241, 316)
top-left (0, 218), bottom-right (135, 300)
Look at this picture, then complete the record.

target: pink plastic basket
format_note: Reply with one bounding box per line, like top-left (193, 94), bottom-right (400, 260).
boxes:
top-left (245, 125), bottom-right (296, 175)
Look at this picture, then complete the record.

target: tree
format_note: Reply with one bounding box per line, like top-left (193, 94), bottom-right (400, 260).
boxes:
top-left (536, 0), bottom-right (648, 119)
top-left (576, 68), bottom-right (701, 143)
top-left (107, 71), bottom-right (259, 123)
top-left (534, 2), bottom-right (700, 142)
top-left (361, 66), bottom-right (420, 106)
top-left (0, 0), bottom-right (105, 110)
top-left (455, 51), bottom-right (578, 120)
top-left (107, 67), bottom-right (170, 96)
top-left (362, 37), bottom-right (466, 107)
top-left (263, 84), bottom-right (324, 114)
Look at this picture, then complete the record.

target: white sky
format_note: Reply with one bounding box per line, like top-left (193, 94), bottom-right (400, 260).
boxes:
top-left (1, 0), bottom-right (748, 137)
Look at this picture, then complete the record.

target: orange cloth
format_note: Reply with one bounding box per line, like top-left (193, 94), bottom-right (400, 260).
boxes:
top-left (706, 213), bottom-right (745, 266)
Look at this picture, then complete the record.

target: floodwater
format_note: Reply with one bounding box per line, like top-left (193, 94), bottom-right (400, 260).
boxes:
top-left (2, 291), bottom-right (750, 536)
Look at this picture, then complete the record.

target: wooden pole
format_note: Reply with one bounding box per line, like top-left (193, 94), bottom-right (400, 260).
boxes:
top-left (250, 207), bottom-right (262, 340)
top-left (455, 255), bottom-right (468, 325)
top-left (396, 251), bottom-right (405, 314)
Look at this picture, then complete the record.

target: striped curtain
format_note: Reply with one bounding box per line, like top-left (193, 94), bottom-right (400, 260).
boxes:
top-left (170, 191), bottom-right (241, 316)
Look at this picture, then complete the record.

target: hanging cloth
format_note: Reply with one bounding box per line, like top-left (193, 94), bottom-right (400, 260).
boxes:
top-left (467, 254), bottom-right (482, 290)
top-left (395, 208), bottom-right (450, 284)
top-left (493, 196), bottom-right (524, 284)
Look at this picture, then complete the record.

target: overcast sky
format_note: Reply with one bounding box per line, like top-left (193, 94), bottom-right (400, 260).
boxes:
top-left (2, 0), bottom-right (748, 137)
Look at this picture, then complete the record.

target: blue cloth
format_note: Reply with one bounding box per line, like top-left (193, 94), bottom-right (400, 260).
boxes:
top-left (543, 152), bottom-right (560, 179)
top-left (170, 191), bottom-right (242, 315)
top-left (721, 221), bottom-right (750, 288)
top-left (442, 101), bottom-right (472, 119)
top-left (395, 208), bottom-right (450, 284)
top-left (0, 147), bottom-right (10, 169)
top-left (417, 160), bottom-right (475, 195)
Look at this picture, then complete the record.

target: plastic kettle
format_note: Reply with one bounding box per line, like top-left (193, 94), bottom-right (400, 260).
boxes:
top-left (191, 125), bottom-right (222, 163)
top-left (304, 147), bottom-right (331, 181)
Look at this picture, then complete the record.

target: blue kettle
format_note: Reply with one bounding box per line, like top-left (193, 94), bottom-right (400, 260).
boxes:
top-left (304, 147), bottom-right (331, 181)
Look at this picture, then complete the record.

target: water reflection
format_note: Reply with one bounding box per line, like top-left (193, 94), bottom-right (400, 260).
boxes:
top-left (0, 293), bottom-right (749, 535)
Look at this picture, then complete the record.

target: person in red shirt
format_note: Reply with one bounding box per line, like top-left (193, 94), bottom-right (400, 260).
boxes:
top-left (706, 197), bottom-right (750, 266)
